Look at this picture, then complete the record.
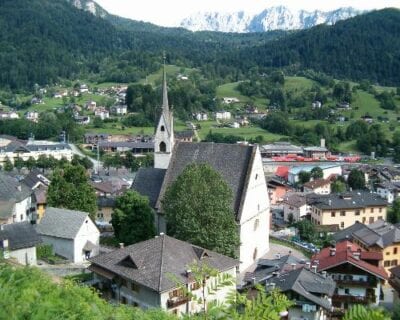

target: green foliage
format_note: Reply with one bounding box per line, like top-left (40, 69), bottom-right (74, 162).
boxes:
top-left (310, 167), bottom-right (323, 180)
top-left (112, 190), bottom-right (156, 245)
top-left (0, 264), bottom-right (175, 320)
top-left (295, 220), bottom-right (316, 242)
top-left (388, 198), bottom-right (400, 224)
top-left (163, 164), bottom-right (240, 258)
top-left (331, 180), bottom-right (346, 193)
top-left (260, 112), bottom-right (291, 135)
top-left (347, 169), bottom-right (366, 190)
top-left (298, 171), bottom-right (311, 184)
top-left (47, 164), bottom-right (97, 219)
top-left (3, 156), bottom-right (13, 172)
top-left (343, 305), bottom-right (390, 320)
top-left (36, 244), bottom-right (53, 259)
top-left (356, 124), bottom-right (388, 157)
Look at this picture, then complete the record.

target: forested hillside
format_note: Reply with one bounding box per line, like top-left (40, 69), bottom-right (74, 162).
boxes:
top-left (231, 9), bottom-right (400, 85)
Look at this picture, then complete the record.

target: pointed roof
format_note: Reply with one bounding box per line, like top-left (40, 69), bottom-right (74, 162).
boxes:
top-left (162, 62), bottom-right (169, 112)
top-left (156, 63), bottom-right (173, 136)
top-left (89, 234), bottom-right (238, 293)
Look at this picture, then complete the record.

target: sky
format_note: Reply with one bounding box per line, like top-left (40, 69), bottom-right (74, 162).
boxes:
top-left (95, 0), bottom-right (400, 27)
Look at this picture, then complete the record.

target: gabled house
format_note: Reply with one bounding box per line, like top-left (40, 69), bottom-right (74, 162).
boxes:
top-left (311, 241), bottom-right (387, 313)
top-left (376, 181), bottom-right (400, 204)
top-left (266, 268), bottom-right (336, 320)
top-left (89, 234), bottom-right (238, 314)
top-left (303, 179), bottom-right (331, 195)
top-left (0, 173), bottom-right (35, 225)
top-left (0, 221), bottom-right (41, 265)
top-left (282, 193), bottom-right (309, 222)
top-left (36, 207), bottom-right (99, 263)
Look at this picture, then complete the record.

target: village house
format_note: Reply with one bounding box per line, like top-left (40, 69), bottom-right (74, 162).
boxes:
top-left (309, 191), bottom-right (388, 229)
top-left (88, 234), bottom-right (238, 314)
top-left (86, 100), bottom-right (97, 111)
top-left (222, 97), bottom-right (239, 104)
top-left (0, 222), bottom-right (41, 265)
top-left (84, 133), bottom-right (111, 145)
top-left (74, 114), bottom-right (91, 125)
top-left (80, 84), bottom-right (89, 93)
top-left (25, 111), bottom-right (39, 122)
top-left (311, 241), bottom-right (387, 315)
top-left (215, 110), bottom-right (232, 120)
top-left (0, 172), bottom-right (35, 225)
top-left (22, 169), bottom-right (50, 221)
top-left (282, 193), bottom-right (310, 222)
top-left (36, 207), bottom-right (100, 263)
top-left (193, 112), bottom-right (208, 121)
top-left (0, 110), bottom-right (19, 119)
top-left (261, 142), bottom-right (303, 158)
top-left (376, 181), bottom-right (400, 204)
top-left (95, 107), bottom-right (110, 120)
top-left (312, 101), bottom-right (322, 109)
top-left (267, 178), bottom-right (291, 205)
top-left (132, 68), bottom-right (270, 272)
top-left (111, 105), bottom-right (128, 116)
top-left (265, 267), bottom-right (336, 320)
top-left (303, 179), bottom-right (331, 194)
top-left (334, 220), bottom-right (400, 273)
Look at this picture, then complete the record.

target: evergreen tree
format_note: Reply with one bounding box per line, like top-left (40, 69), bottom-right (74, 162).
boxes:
top-left (347, 169), bottom-right (366, 190)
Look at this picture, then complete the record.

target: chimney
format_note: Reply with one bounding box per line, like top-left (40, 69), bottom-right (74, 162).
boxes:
top-left (322, 271), bottom-right (327, 278)
top-left (251, 277), bottom-right (256, 285)
top-left (305, 262), bottom-right (311, 269)
top-left (353, 252), bottom-right (361, 260)
top-left (328, 199), bottom-right (332, 206)
top-left (329, 248), bottom-right (336, 256)
top-left (186, 269), bottom-right (192, 277)
top-left (320, 138), bottom-right (326, 148)
top-left (17, 185), bottom-right (22, 192)
top-left (291, 263), bottom-right (296, 270)
top-left (311, 265), bottom-right (317, 273)
top-left (119, 243), bottom-right (124, 249)
top-left (159, 232), bottom-right (165, 236)
top-left (2, 239), bottom-right (9, 249)
top-left (275, 253), bottom-right (281, 259)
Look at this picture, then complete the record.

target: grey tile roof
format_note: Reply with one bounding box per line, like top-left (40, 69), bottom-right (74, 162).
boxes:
top-left (266, 268), bottom-right (335, 310)
top-left (0, 173), bottom-right (32, 219)
top-left (22, 169), bottom-right (50, 189)
top-left (283, 193), bottom-right (307, 208)
top-left (36, 207), bottom-right (91, 239)
top-left (352, 220), bottom-right (400, 248)
top-left (156, 142), bottom-right (255, 220)
top-left (132, 168), bottom-right (166, 208)
top-left (98, 141), bottom-right (154, 149)
top-left (332, 221), bottom-right (366, 242)
top-left (89, 234), bottom-right (238, 293)
top-left (0, 222), bottom-right (42, 250)
top-left (175, 130), bottom-right (195, 139)
top-left (309, 191), bottom-right (387, 210)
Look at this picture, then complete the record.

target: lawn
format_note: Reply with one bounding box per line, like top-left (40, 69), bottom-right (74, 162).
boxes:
top-left (139, 65), bottom-right (196, 86)
top-left (284, 76), bottom-right (315, 92)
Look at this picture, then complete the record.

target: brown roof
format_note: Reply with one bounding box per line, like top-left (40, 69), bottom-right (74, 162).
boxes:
top-left (303, 179), bottom-right (330, 190)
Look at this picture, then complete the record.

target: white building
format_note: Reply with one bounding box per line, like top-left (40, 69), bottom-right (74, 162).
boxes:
top-left (0, 137), bottom-right (73, 166)
top-left (89, 235), bottom-right (238, 314)
top-left (194, 112), bottom-right (208, 121)
top-left (0, 173), bottom-right (35, 225)
top-left (222, 97), bottom-right (239, 104)
top-left (303, 179), bottom-right (331, 194)
top-left (135, 69), bottom-right (270, 272)
top-left (25, 111), bottom-right (39, 122)
top-left (215, 110), bottom-right (231, 120)
top-left (36, 207), bottom-right (100, 263)
top-left (94, 107), bottom-right (110, 120)
top-left (0, 110), bottom-right (19, 119)
top-left (0, 222), bottom-right (41, 265)
top-left (312, 101), bottom-right (322, 109)
top-left (282, 193), bottom-right (310, 222)
top-left (111, 105), bottom-right (127, 115)
top-left (376, 181), bottom-right (400, 204)
top-left (288, 165), bottom-right (342, 185)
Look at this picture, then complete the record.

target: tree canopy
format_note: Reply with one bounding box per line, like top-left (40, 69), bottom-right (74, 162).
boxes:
top-left (112, 190), bottom-right (156, 245)
top-left (347, 169), bottom-right (366, 190)
top-left (47, 164), bottom-right (97, 219)
top-left (162, 163), bottom-right (240, 258)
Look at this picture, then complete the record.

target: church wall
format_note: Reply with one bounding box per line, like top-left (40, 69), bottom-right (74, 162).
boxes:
top-left (238, 147), bottom-right (270, 272)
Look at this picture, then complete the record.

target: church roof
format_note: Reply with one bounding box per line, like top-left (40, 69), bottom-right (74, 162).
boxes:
top-left (131, 168), bottom-right (166, 208)
top-left (156, 142), bottom-right (256, 221)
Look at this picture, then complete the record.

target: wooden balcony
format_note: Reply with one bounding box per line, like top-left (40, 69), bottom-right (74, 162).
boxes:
top-left (332, 294), bottom-right (373, 304)
top-left (335, 278), bottom-right (375, 287)
top-left (167, 296), bottom-right (189, 309)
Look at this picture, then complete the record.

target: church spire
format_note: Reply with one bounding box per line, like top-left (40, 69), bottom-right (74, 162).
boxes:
top-left (162, 53), bottom-right (169, 111)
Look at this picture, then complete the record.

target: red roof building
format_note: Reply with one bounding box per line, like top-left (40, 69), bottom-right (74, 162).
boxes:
top-left (276, 166), bottom-right (289, 180)
top-left (311, 241), bottom-right (387, 314)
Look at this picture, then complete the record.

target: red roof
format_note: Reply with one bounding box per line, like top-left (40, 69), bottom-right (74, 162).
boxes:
top-left (311, 241), bottom-right (387, 280)
top-left (276, 166), bottom-right (289, 179)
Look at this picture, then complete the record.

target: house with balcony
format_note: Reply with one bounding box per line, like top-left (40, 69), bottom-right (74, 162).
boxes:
top-left (88, 234), bottom-right (238, 315)
top-left (265, 268), bottom-right (336, 320)
top-left (311, 241), bottom-right (387, 315)
top-left (282, 193), bottom-right (309, 222)
top-left (309, 191), bottom-right (388, 229)
top-left (303, 179), bottom-right (331, 195)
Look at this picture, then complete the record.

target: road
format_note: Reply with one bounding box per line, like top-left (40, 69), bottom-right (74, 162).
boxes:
top-left (69, 143), bottom-right (102, 171)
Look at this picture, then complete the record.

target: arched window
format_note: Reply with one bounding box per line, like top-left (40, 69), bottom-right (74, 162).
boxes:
top-left (159, 141), bottom-right (166, 152)
top-left (160, 125), bottom-right (165, 132)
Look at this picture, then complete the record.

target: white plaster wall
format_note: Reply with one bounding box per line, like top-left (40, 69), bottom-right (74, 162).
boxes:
top-left (289, 307), bottom-right (322, 320)
top-left (238, 147), bottom-right (270, 272)
top-left (377, 187), bottom-right (394, 204)
top-left (154, 113), bottom-right (174, 169)
top-left (74, 218), bottom-right (100, 263)
top-left (283, 204), bottom-right (307, 222)
top-left (9, 247), bottom-right (37, 265)
top-left (13, 197), bottom-right (32, 223)
top-left (41, 235), bottom-right (74, 261)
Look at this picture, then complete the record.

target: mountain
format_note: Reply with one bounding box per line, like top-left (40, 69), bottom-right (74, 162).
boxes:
top-left (180, 6), bottom-right (365, 33)
top-left (67, 0), bottom-right (107, 17)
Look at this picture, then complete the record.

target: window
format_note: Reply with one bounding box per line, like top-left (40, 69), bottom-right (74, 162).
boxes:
top-left (340, 211), bottom-right (346, 216)
top-left (387, 252), bottom-right (390, 256)
top-left (160, 125), bottom-right (165, 132)
top-left (253, 248), bottom-right (258, 261)
top-left (20, 214), bottom-right (23, 221)
top-left (131, 282), bottom-right (140, 292)
top-left (190, 282), bottom-right (201, 291)
top-left (379, 208), bottom-right (382, 213)
top-left (159, 141), bottom-right (166, 152)
top-left (384, 260), bottom-right (391, 267)
top-left (355, 210), bottom-right (360, 216)
top-left (362, 217), bottom-right (366, 223)
top-left (392, 260), bottom-right (398, 266)
top-left (370, 208), bottom-right (374, 213)
top-left (255, 174), bottom-right (258, 180)
top-left (254, 219), bottom-right (260, 231)
top-left (378, 216), bottom-right (383, 220)
top-left (331, 211), bottom-right (336, 217)
top-left (369, 217), bottom-right (374, 224)
top-left (340, 222), bottom-right (344, 228)
top-left (344, 288), bottom-right (350, 294)
top-left (169, 289), bottom-right (184, 298)
top-left (394, 248), bottom-right (398, 255)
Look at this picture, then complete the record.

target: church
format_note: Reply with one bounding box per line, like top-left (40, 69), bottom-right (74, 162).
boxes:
top-left (132, 67), bottom-right (270, 272)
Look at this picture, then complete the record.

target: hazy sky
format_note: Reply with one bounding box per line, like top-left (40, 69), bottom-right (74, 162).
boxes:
top-left (95, 0), bottom-right (400, 27)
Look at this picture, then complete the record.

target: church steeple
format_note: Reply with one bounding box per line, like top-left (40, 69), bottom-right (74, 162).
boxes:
top-left (154, 55), bottom-right (174, 169)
